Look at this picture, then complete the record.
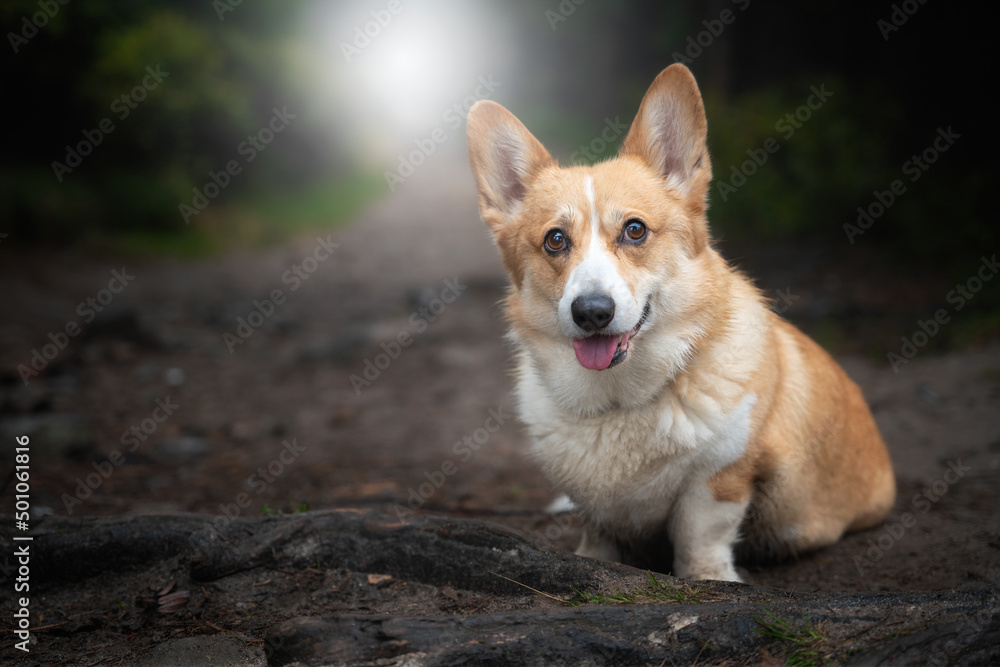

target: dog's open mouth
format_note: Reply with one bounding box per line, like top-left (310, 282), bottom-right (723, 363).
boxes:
top-left (572, 302), bottom-right (650, 371)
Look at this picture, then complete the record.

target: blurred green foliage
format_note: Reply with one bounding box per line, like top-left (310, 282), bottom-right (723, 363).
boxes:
top-left (2, 0), bottom-right (378, 254)
top-left (705, 79), bottom-right (988, 265)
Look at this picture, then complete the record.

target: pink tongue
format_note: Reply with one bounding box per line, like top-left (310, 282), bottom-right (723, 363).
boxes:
top-left (573, 335), bottom-right (620, 370)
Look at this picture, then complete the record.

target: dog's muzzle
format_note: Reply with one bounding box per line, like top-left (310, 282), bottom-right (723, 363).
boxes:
top-left (572, 300), bottom-right (650, 370)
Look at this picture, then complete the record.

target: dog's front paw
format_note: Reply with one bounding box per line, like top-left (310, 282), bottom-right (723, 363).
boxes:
top-left (575, 527), bottom-right (622, 562)
top-left (675, 558), bottom-right (742, 582)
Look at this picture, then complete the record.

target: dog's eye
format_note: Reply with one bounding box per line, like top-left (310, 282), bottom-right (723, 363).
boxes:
top-left (544, 228), bottom-right (568, 254)
top-left (622, 219), bottom-right (647, 243)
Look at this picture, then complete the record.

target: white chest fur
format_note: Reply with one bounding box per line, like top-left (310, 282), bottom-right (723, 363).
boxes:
top-left (518, 361), bottom-right (757, 540)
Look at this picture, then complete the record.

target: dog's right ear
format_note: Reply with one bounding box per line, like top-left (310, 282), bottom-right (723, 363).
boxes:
top-left (620, 64), bottom-right (711, 207)
top-left (467, 101), bottom-right (555, 232)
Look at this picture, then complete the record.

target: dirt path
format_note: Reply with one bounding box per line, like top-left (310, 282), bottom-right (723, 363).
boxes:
top-left (1, 147), bottom-right (999, 664)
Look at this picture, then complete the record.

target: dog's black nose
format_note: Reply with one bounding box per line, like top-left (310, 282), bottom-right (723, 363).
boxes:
top-left (572, 293), bottom-right (615, 333)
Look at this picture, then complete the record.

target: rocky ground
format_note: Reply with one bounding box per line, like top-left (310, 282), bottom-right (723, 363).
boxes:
top-left (1, 151), bottom-right (998, 665)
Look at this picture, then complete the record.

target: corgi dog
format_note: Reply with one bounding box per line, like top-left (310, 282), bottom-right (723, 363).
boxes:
top-left (465, 64), bottom-right (895, 581)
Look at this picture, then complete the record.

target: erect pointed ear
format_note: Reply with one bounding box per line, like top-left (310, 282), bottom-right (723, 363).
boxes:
top-left (620, 64), bottom-right (711, 200)
top-left (466, 100), bottom-right (555, 232)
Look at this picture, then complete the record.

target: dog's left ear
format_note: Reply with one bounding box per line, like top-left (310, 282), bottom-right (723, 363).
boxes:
top-left (620, 64), bottom-right (711, 204)
top-left (467, 100), bottom-right (555, 232)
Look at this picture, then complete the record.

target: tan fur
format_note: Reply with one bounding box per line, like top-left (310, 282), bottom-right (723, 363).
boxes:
top-left (466, 64), bottom-right (895, 580)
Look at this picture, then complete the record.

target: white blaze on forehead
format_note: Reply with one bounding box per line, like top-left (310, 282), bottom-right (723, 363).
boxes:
top-left (582, 174), bottom-right (604, 260)
top-left (579, 173), bottom-right (608, 277)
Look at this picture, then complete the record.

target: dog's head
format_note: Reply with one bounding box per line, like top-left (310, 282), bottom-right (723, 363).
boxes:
top-left (467, 64), bottom-right (714, 376)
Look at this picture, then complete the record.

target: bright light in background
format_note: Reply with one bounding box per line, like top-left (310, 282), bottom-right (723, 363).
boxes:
top-left (301, 0), bottom-right (518, 167)
top-left (356, 13), bottom-right (459, 133)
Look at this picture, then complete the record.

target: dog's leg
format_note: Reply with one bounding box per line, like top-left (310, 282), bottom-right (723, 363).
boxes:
top-left (668, 483), bottom-right (747, 582)
top-left (575, 525), bottom-right (622, 562)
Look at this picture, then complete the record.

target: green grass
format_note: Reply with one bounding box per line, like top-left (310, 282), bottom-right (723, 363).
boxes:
top-left (126, 170), bottom-right (383, 257)
top-left (96, 228), bottom-right (225, 258)
top-left (259, 500), bottom-right (311, 516)
top-left (754, 608), bottom-right (828, 666)
top-left (30, 168), bottom-right (386, 259)
top-left (567, 571), bottom-right (703, 606)
top-left (240, 171), bottom-right (385, 239)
